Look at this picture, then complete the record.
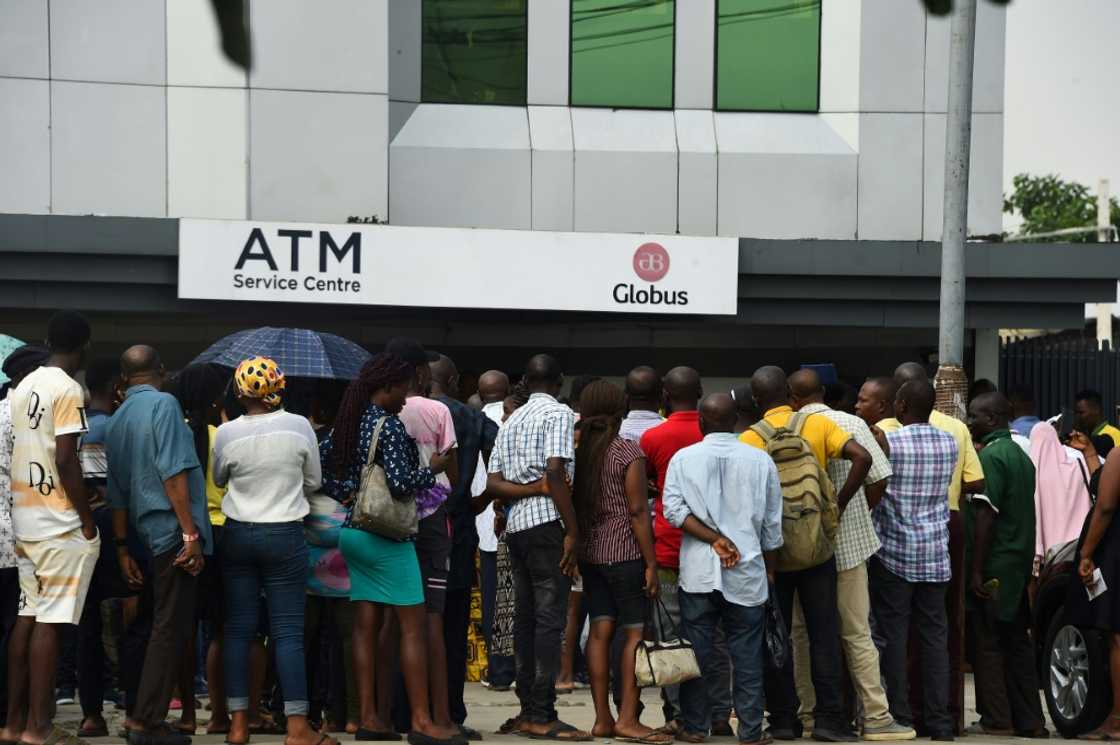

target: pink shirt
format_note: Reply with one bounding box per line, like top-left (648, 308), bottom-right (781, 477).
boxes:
top-left (399, 395), bottom-right (457, 519)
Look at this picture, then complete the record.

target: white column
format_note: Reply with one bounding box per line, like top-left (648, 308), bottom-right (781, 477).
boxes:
top-left (974, 328), bottom-right (1000, 385)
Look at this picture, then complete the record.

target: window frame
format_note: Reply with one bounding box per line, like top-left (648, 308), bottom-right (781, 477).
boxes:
top-left (567, 0), bottom-right (678, 111)
top-left (712, 0), bottom-right (823, 114)
top-left (419, 0), bottom-right (531, 108)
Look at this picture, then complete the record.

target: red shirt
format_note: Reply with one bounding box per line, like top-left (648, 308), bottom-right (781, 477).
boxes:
top-left (640, 410), bottom-right (703, 570)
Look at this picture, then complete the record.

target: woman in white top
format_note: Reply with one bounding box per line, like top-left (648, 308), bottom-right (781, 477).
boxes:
top-left (212, 357), bottom-right (332, 745)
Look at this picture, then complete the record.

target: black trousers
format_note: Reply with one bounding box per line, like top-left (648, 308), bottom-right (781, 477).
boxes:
top-left (506, 520), bottom-right (571, 725)
top-left (121, 549), bottom-right (199, 726)
top-left (970, 590), bottom-right (1045, 733)
top-left (0, 567), bottom-right (19, 727)
top-left (444, 587), bottom-right (471, 725)
top-left (765, 557), bottom-right (847, 733)
top-left (868, 558), bottom-right (951, 736)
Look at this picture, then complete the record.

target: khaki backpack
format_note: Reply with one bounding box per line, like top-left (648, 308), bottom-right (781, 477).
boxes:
top-left (750, 413), bottom-right (839, 572)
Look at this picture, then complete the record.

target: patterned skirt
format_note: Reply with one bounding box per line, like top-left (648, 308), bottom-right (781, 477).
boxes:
top-left (491, 540), bottom-right (516, 657)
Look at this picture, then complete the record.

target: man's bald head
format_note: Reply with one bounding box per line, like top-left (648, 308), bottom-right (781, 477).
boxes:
top-left (524, 354), bottom-right (562, 394)
top-left (625, 366), bottom-right (662, 411)
top-left (699, 393), bottom-right (738, 434)
top-left (428, 355), bottom-right (459, 397)
top-left (477, 369), bottom-right (510, 404)
top-left (968, 391), bottom-right (1012, 440)
top-left (121, 345), bottom-right (163, 386)
top-left (751, 366), bottom-right (789, 411)
top-left (663, 366), bottom-right (702, 412)
top-left (789, 369), bottom-right (825, 409)
top-left (894, 362), bottom-right (929, 386)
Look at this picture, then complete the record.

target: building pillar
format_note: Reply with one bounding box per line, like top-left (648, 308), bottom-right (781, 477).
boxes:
top-left (974, 328), bottom-right (1000, 386)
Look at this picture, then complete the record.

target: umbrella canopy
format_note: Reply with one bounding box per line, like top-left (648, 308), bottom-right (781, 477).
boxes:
top-left (190, 327), bottom-right (371, 380)
top-left (0, 334), bottom-right (26, 386)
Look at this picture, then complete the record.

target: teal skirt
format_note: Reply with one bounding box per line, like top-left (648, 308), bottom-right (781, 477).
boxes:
top-left (338, 527), bottom-right (424, 606)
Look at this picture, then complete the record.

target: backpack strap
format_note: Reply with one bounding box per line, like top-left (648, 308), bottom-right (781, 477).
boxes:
top-left (750, 420), bottom-right (778, 443)
top-left (786, 412), bottom-right (809, 438)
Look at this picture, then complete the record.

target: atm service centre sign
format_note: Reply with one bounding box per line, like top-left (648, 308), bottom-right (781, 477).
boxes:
top-left (178, 219), bottom-right (739, 316)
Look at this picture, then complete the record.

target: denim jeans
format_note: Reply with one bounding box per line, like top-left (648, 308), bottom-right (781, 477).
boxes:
top-left (223, 520), bottom-right (309, 716)
top-left (678, 591), bottom-right (766, 742)
top-left (766, 556), bottom-right (847, 733)
top-left (505, 520), bottom-right (571, 724)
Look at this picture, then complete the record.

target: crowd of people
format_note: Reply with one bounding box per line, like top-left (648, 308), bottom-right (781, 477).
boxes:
top-left (2, 311), bottom-right (1120, 745)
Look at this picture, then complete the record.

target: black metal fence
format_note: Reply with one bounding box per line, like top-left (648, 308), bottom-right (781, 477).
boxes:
top-left (1000, 337), bottom-right (1119, 420)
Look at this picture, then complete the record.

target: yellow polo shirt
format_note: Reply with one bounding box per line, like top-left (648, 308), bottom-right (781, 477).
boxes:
top-left (1093, 422), bottom-right (1120, 448)
top-left (740, 405), bottom-right (851, 468)
top-left (877, 411), bottom-right (983, 511)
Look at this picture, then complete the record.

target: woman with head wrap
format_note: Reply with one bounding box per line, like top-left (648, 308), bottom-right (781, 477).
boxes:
top-left (211, 357), bottom-right (332, 745)
top-left (1030, 422), bottom-right (1093, 567)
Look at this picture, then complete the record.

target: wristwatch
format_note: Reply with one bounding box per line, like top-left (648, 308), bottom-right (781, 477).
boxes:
top-left (182, 532), bottom-right (200, 543)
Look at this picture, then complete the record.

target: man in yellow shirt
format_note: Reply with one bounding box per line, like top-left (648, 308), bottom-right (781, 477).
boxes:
top-left (741, 366), bottom-right (872, 741)
top-left (867, 363), bottom-right (984, 736)
top-left (1074, 389), bottom-right (1120, 448)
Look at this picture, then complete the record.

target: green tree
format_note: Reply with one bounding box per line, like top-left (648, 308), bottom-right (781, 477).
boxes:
top-left (1003, 173), bottom-right (1120, 242)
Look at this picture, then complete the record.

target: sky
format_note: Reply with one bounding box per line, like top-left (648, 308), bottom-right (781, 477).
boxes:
top-left (1003, 0), bottom-right (1120, 230)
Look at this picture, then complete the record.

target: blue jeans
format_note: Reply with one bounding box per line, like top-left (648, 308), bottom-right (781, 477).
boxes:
top-left (678, 591), bottom-right (766, 742)
top-left (223, 520), bottom-right (309, 716)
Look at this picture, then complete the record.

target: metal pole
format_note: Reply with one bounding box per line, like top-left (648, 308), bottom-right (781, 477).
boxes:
top-left (1096, 178), bottom-right (1113, 348)
top-left (935, 0), bottom-right (978, 419)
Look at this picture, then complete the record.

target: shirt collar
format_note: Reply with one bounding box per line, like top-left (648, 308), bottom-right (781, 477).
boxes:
top-left (799, 402), bottom-right (830, 415)
top-left (981, 428), bottom-right (1011, 445)
top-left (667, 410), bottom-right (700, 421)
top-left (529, 392), bottom-right (558, 403)
top-left (764, 405), bottom-right (794, 418)
top-left (125, 384), bottom-right (158, 398)
top-left (703, 432), bottom-right (739, 443)
top-left (1093, 421), bottom-right (1110, 436)
top-left (625, 410), bottom-right (662, 420)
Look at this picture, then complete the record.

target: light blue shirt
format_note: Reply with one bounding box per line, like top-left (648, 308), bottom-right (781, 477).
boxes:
top-left (662, 432), bottom-right (783, 608)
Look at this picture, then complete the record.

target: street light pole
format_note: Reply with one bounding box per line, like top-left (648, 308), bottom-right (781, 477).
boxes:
top-left (935, 0), bottom-right (978, 419)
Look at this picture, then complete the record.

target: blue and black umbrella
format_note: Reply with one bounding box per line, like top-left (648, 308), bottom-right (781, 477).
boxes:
top-left (190, 327), bottom-right (371, 380)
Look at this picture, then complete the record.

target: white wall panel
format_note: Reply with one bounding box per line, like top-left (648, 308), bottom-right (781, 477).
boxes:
top-left (168, 87), bottom-right (246, 219)
top-left (675, 110), bottom-right (716, 235)
top-left (251, 90), bottom-right (388, 223)
top-left (51, 82), bottom-right (166, 216)
top-left (389, 0), bottom-right (421, 102)
top-left (857, 114), bottom-right (923, 240)
top-left (923, 113), bottom-right (1003, 240)
top-left (390, 105), bottom-right (530, 229)
top-left (167, 0), bottom-right (246, 87)
top-left (529, 106), bottom-right (574, 231)
top-left (528, 0), bottom-right (569, 105)
top-left (674, 0), bottom-right (714, 110)
top-left (572, 109), bottom-right (677, 234)
top-left (0, 78), bottom-right (49, 213)
top-left (818, 0), bottom-right (861, 112)
top-left (924, 0), bottom-right (1005, 113)
top-left (251, 0), bottom-right (387, 93)
top-left (859, 0), bottom-right (924, 112)
top-left (0, 0), bottom-right (49, 78)
top-left (50, 0), bottom-right (165, 85)
top-left (716, 114), bottom-right (857, 239)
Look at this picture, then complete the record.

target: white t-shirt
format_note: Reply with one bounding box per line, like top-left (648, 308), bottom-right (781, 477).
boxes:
top-left (213, 409), bottom-right (321, 523)
top-left (476, 402), bottom-right (505, 552)
top-left (10, 366), bottom-right (88, 541)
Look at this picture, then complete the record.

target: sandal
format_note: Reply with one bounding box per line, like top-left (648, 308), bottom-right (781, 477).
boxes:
top-left (527, 723), bottom-right (592, 742)
top-left (497, 720), bottom-right (524, 736)
top-left (614, 733), bottom-right (674, 744)
top-left (356, 730), bottom-right (403, 742)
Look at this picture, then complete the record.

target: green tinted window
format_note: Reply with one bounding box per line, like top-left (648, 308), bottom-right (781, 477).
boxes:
top-left (716, 0), bottom-right (821, 112)
top-left (571, 0), bottom-right (675, 109)
top-left (422, 0), bottom-right (528, 105)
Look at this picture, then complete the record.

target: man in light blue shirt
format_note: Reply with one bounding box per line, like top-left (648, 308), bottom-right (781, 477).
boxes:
top-left (663, 393), bottom-right (783, 745)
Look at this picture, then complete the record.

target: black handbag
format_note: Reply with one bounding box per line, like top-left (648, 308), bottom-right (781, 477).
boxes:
top-left (765, 596), bottom-right (789, 670)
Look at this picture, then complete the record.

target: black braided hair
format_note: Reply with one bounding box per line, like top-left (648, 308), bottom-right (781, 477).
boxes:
top-left (573, 380), bottom-right (625, 539)
top-left (170, 363), bottom-right (229, 473)
top-left (330, 352), bottom-right (414, 476)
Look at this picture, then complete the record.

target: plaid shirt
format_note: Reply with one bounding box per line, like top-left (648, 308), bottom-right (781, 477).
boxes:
top-left (875, 423), bottom-right (958, 583)
top-left (800, 404), bottom-right (892, 571)
top-left (488, 393), bottom-right (575, 534)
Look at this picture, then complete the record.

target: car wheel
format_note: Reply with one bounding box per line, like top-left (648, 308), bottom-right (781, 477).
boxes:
top-left (1044, 609), bottom-right (1112, 738)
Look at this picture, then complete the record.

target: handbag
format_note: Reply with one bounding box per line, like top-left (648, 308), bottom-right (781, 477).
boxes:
top-left (348, 416), bottom-right (418, 541)
top-left (764, 596), bottom-right (789, 670)
top-left (634, 597), bottom-right (701, 688)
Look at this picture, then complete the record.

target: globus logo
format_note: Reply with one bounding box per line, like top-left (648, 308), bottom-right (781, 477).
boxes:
top-left (614, 242), bottom-right (689, 307)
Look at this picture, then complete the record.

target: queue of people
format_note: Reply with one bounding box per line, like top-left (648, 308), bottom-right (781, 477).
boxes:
top-left (2, 310), bottom-right (1119, 745)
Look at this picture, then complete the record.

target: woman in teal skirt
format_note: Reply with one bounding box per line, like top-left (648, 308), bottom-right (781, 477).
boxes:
top-left (319, 353), bottom-right (460, 745)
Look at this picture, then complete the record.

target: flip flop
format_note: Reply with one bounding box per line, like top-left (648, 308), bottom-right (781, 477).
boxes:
top-left (77, 726), bottom-right (109, 739)
top-left (458, 726), bottom-right (483, 742)
top-left (527, 723), bottom-right (592, 742)
top-left (356, 730), bottom-right (403, 742)
top-left (405, 733), bottom-right (467, 745)
top-left (613, 734), bottom-right (674, 745)
top-left (497, 720), bottom-right (524, 736)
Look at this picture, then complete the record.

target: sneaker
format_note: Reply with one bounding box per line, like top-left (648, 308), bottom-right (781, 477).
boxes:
top-left (862, 722), bottom-right (917, 741)
top-left (55, 688), bottom-right (76, 706)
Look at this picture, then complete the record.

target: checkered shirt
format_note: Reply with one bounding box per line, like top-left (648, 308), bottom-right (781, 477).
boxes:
top-left (800, 404), bottom-right (892, 571)
top-left (875, 423), bottom-right (958, 583)
top-left (488, 393), bottom-right (575, 534)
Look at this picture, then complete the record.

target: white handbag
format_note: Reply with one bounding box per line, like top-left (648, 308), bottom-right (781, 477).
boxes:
top-left (634, 597), bottom-right (701, 688)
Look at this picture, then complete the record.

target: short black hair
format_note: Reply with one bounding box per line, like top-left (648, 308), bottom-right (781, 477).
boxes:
top-left (898, 379), bottom-right (936, 421)
top-left (1076, 389), bottom-right (1104, 408)
top-left (524, 354), bottom-right (562, 386)
top-left (85, 356), bottom-right (120, 397)
top-left (47, 310), bottom-right (91, 353)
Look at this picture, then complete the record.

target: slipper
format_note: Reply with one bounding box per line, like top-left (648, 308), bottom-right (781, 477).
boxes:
top-left (458, 726), bottom-right (483, 742)
top-left (554, 685), bottom-right (574, 695)
top-left (613, 734), bottom-right (673, 744)
top-left (497, 720), bottom-right (524, 736)
top-left (527, 723), bottom-right (592, 742)
top-left (32, 729), bottom-right (91, 745)
top-left (356, 730), bottom-right (403, 742)
top-left (405, 733), bottom-right (467, 745)
top-left (676, 733), bottom-right (707, 744)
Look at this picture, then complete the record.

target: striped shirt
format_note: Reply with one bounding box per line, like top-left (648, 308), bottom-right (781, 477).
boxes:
top-left (874, 423), bottom-right (957, 583)
top-left (488, 393), bottom-right (575, 534)
top-left (583, 438), bottom-right (646, 564)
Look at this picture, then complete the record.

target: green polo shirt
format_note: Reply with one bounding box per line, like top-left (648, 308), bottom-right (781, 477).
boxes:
top-left (964, 429), bottom-right (1036, 622)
